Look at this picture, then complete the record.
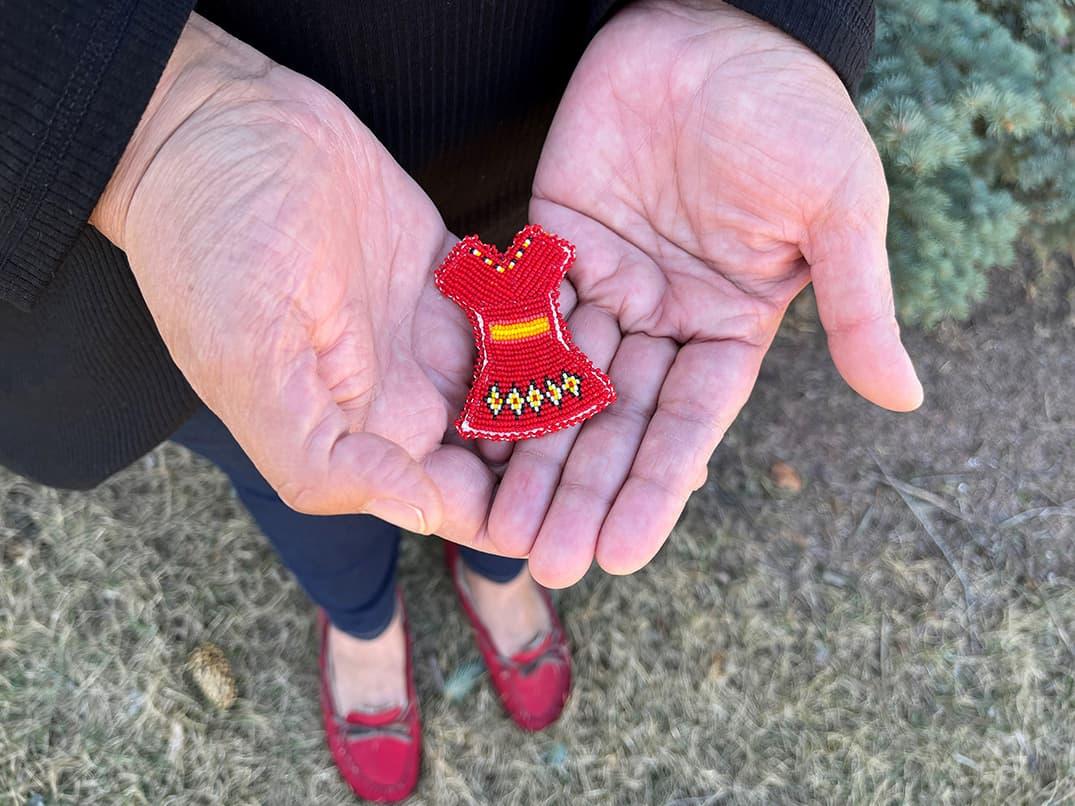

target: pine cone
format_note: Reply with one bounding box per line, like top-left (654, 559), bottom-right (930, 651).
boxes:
top-left (186, 642), bottom-right (237, 710)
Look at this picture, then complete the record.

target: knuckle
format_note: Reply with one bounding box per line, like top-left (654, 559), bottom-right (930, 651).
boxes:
top-left (276, 474), bottom-right (332, 515)
top-left (559, 477), bottom-right (614, 507)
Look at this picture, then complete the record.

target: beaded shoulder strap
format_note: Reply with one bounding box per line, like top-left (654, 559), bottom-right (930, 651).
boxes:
top-left (435, 225), bottom-right (616, 441)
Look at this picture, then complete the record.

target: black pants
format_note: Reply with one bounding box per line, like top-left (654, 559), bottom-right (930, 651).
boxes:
top-left (171, 406), bottom-right (525, 638)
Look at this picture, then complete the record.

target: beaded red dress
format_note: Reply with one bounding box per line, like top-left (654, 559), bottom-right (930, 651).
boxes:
top-left (435, 225), bottom-right (616, 441)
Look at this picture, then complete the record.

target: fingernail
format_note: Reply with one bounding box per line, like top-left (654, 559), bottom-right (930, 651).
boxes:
top-left (365, 498), bottom-right (429, 534)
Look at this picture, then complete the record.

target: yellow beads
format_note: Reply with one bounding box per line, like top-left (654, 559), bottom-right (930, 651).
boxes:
top-left (484, 372), bottom-right (582, 417)
top-left (485, 385), bottom-right (504, 415)
top-left (489, 315), bottom-right (550, 342)
top-left (468, 238), bottom-right (533, 276)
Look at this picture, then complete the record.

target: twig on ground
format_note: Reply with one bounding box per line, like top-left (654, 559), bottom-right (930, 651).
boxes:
top-left (1035, 589), bottom-right (1075, 662)
top-left (879, 611), bottom-right (889, 703)
top-left (871, 452), bottom-right (980, 634)
top-left (910, 471), bottom-right (981, 483)
top-left (851, 500), bottom-right (876, 543)
top-left (996, 499), bottom-right (1075, 530)
top-left (874, 473), bottom-right (980, 525)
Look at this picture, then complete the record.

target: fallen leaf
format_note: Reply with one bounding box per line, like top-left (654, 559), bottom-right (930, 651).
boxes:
top-left (707, 651), bottom-right (728, 682)
top-left (770, 460), bottom-right (803, 494)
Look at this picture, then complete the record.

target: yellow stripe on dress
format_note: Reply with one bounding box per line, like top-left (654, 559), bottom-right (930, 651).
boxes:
top-left (489, 315), bottom-right (550, 341)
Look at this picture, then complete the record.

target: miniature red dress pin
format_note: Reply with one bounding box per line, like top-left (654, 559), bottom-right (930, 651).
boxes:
top-left (435, 225), bottom-right (616, 441)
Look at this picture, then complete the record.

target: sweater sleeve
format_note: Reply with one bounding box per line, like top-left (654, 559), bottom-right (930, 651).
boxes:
top-left (589, 0), bottom-right (875, 95)
top-left (0, 0), bottom-right (197, 312)
top-left (721, 0), bottom-right (875, 93)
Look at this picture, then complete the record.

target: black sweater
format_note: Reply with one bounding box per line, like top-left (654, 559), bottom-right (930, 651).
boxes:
top-left (0, 0), bottom-right (875, 489)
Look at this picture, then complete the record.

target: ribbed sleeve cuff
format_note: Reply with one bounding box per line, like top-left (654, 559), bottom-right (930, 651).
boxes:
top-left (723, 0), bottom-right (875, 93)
top-left (0, 0), bottom-right (197, 311)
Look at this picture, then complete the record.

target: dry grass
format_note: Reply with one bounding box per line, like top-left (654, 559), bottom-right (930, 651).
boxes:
top-left (2, 269), bottom-right (1074, 805)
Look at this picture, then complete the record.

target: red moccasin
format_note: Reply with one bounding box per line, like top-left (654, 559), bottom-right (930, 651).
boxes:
top-left (319, 606), bottom-right (421, 803)
top-left (444, 543), bottom-right (572, 731)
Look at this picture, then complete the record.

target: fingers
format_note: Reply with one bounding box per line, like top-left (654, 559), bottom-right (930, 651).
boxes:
top-left (274, 424), bottom-right (444, 532)
top-left (485, 302), bottom-right (621, 556)
top-left (269, 418), bottom-right (499, 549)
top-left (807, 153), bottom-right (924, 413)
top-left (421, 444), bottom-right (498, 544)
top-left (476, 439), bottom-right (513, 467)
top-left (594, 338), bottom-right (765, 576)
top-left (526, 333), bottom-right (677, 588)
top-left (248, 348), bottom-right (496, 543)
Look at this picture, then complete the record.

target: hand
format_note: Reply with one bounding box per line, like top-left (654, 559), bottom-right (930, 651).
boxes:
top-left (485, 0), bottom-right (923, 586)
top-left (92, 15), bottom-right (493, 541)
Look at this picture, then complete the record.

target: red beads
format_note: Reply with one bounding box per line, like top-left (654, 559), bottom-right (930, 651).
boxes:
top-left (435, 225), bottom-right (616, 441)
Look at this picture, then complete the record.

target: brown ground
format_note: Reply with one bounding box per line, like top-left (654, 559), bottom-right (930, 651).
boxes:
top-left (3, 261), bottom-right (1073, 804)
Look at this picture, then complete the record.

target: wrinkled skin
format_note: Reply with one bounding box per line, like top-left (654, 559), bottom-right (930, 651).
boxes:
top-left (104, 33), bottom-right (495, 542)
top-left (100, 6), bottom-right (920, 578)
top-left (484, 0), bottom-right (923, 586)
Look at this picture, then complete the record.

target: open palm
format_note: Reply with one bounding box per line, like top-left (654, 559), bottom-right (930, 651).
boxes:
top-left (115, 55), bottom-right (492, 541)
top-left (486, 0), bottom-right (923, 586)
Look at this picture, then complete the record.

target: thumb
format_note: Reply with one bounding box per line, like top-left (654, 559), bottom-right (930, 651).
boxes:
top-left (805, 152), bottom-right (924, 413)
top-left (273, 430), bottom-right (445, 534)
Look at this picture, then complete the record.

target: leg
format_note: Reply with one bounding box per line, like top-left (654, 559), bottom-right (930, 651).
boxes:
top-left (458, 546), bottom-right (526, 583)
top-left (172, 405), bottom-right (409, 714)
top-left (171, 405), bottom-right (399, 638)
top-left (451, 544), bottom-right (553, 657)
